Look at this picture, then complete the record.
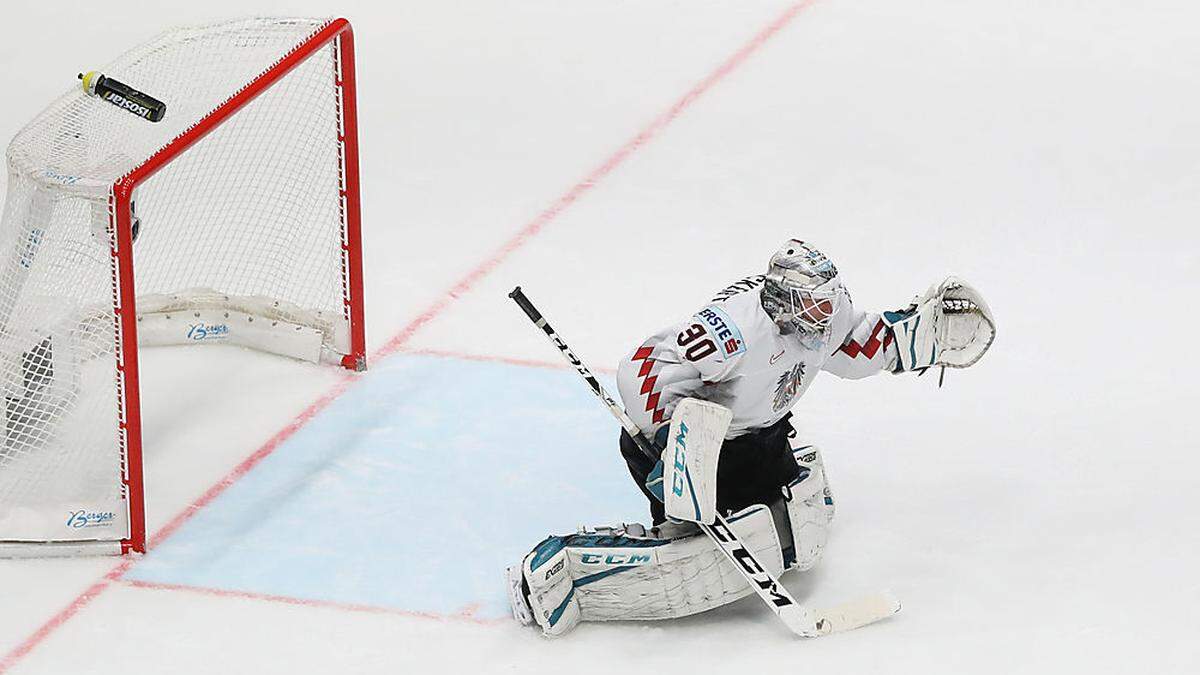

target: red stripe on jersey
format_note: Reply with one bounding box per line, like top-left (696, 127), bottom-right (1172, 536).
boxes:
top-left (839, 319), bottom-right (890, 359)
top-left (631, 346), bottom-right (666, 424)
top-left (638, 358), bottom-right (654, 378)
top-left (640, 374), bottom-right (657, 395)
top-left (646, 391), bottom-right (661, 413)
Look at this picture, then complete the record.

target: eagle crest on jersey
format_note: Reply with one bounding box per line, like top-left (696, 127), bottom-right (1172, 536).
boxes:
top-left (773, 362), bottom-right (806, 412)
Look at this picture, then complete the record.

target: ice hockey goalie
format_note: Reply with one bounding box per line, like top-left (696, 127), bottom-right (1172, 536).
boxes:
top-left (506, 239), bottom-right (995, 636)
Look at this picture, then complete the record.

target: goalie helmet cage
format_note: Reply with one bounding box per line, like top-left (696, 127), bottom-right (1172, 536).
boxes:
top-left (0, 17), bottom-right (365, 557)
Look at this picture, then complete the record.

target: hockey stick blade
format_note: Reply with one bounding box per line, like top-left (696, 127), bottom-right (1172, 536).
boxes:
top-left (806, 591), bottom-right (902, 636)
top-left (703, 516), bottom-right (898, 638)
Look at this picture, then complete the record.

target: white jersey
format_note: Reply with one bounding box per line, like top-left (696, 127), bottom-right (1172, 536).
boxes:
top-left (617, 276), bottom-right (899, 438)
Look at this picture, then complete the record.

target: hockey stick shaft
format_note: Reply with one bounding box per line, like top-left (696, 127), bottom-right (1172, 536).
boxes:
top-left (508, 286), bottom-right (836, 637)
top-left (508, 286), bottom-right (654, 454)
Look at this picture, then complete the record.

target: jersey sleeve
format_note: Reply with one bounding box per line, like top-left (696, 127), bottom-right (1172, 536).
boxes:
top-left (822, 309), bottom-right (899, 379)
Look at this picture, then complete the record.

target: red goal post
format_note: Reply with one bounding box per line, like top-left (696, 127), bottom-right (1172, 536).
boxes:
top-left (0, 17), bottom-right (365, 556)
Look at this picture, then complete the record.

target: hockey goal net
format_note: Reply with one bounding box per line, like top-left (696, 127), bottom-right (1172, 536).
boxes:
top-left (0, 17), bottom-right (365, 556)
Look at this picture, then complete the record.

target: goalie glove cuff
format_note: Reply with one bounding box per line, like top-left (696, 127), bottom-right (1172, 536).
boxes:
top-left (882, 304), bottom-right (938, 372)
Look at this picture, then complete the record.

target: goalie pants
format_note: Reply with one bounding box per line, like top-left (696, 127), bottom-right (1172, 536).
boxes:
top-left (618, 413), bottom-right (802, 525)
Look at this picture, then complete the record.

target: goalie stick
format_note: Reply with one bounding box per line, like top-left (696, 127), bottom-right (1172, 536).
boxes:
top-left (508, 286), bottom-right (900, 637)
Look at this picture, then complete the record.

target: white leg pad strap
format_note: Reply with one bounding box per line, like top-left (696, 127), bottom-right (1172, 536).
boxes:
top-left (518, 504), bottom-right (784, 637)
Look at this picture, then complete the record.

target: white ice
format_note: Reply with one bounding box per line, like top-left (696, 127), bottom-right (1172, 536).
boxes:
top-left (1, 1), bottom-right (1198, 673)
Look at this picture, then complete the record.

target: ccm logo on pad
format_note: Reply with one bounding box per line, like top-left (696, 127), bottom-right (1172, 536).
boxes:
top-left (579, 553), bottom-right (652, 565)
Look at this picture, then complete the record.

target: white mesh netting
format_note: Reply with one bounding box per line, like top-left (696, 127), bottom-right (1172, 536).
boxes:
top-left (0, 17), bottom-right (355, 545)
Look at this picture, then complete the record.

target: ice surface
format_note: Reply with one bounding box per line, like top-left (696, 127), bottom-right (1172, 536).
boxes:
top-left (2, 1), bottom-right (1198, 673)
top-left (125, 355), bottom-right (640, 619)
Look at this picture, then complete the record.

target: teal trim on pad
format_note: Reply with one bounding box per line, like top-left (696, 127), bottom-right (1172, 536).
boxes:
top-left (548, 587), bottom-right (576, 626)
top-left (574, 565), bottom-right (636, 587)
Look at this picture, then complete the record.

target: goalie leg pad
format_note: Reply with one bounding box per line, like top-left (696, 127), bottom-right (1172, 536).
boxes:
top-left (783, 444), bottom-right (835, 572)
top-left (663, 397), bottom-right (732, 523)
top-left (513, 504), bottom-right (785, 637)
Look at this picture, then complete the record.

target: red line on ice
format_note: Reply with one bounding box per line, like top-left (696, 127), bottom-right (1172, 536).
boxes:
top-left (144, 376), bottom-right (357, 550)
top-left (400, 347), bottom-right (618, 374)
top-left (0, 561), bottom-right (134, 673)
top-left (373, 0), bottom-right (816, 359)
top-left (0, 3), bottom-right (814, 670)
top-left (118, 579), bottom-right (504, 626)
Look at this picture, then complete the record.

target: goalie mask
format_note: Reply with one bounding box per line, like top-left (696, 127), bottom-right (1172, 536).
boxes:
top-left (761, 239), bottom-right (845, 339)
